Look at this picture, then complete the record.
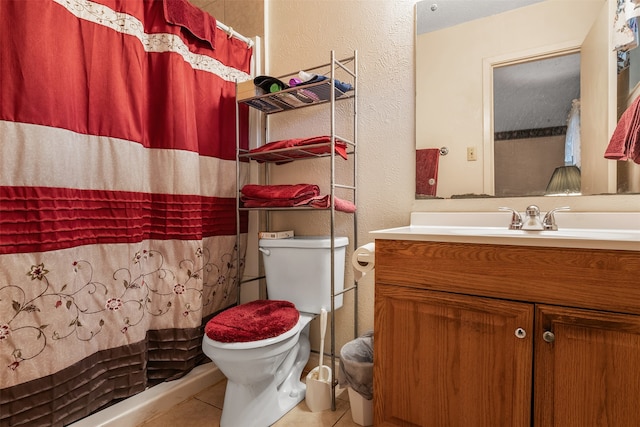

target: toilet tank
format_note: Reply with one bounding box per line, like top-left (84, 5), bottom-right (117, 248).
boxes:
top-left (258, 236), bottom-right (349, 313)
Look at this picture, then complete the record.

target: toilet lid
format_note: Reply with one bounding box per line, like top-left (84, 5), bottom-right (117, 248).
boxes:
top-left (205, 300), bottom-right (300, 343)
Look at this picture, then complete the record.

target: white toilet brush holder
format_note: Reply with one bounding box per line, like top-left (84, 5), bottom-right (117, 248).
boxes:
top-left (305, 308), bottom-right (332, 412)
top-left (305, 365), bottom-right (332, 411)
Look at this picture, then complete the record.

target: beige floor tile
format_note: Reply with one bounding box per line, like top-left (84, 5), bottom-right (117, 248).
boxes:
top-left (138, 379), bottom-right (358, 427)
top-left (194, 378), bottom-right (227, 409)
top-left (272, 395), bottom-right (350, 427)
top-left (138, 397), bottom-right (222, 427)
top-left (334, 409), bottom-right (365, 427)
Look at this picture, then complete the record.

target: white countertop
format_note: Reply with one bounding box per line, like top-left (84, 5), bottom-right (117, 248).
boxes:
top-left (370, 212), bottom-right (640, 251)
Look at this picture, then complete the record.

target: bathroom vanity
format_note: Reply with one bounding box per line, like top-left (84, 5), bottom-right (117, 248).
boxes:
top-left (371, 212), bottom-right (640, 427)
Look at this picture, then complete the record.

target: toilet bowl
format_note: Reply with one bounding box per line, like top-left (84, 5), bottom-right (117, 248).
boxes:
top-left (203, 306), bottom-right (313, 427)
top-left (202, 236), bottom-right (348, 427)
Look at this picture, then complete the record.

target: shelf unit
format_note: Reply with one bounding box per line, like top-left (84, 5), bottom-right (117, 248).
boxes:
top-left (235, 51), bottom-right (358, 409)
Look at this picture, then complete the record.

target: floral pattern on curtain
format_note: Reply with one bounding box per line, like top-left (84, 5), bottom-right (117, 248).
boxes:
top-left (0, 0), bottom-right (251, 425)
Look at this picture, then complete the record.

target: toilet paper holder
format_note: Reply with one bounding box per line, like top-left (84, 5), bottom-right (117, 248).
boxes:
top-left (352, 243), bottom-right (375, 281)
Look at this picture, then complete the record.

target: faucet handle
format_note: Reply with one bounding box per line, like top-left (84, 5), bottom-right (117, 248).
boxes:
top-left (525, 205), bottom-right (541, 218)
top-left (542, 206), bottom-right (570, 231)
top-left (499, 207), bottom-right (523, 230)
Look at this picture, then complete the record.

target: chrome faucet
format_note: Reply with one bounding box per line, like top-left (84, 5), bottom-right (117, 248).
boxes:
top-left (542, 206), bottom-right (570, 230)
top-left (522, 205), bottom-right (543, 230)
top-left (498, 207), bottom-right (523, 230)
top-left (500, 205), bottom-right (570, 231)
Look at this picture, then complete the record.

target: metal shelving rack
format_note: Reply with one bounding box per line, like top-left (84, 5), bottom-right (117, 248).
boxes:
top-left (235, 50), bottom-right (358, 409)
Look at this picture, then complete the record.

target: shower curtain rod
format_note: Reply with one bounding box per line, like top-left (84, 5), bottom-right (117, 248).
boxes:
top-left (217, 20), bottom-right (254, 48)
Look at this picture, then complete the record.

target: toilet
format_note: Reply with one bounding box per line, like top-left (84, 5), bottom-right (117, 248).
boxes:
top-left (202, 236), bottom-right (349, 427)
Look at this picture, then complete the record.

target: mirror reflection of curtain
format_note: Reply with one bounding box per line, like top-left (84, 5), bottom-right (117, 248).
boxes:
top-left (565, 99), bottom-right (581, 167)
top-left (612, 0), bottom-right (640, 192)
top-left (615, 0), bottom-right (640, 73)
top-left (615, 0), bottom-right (640, 52)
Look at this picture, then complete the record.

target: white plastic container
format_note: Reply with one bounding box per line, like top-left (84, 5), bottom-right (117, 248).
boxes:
top-left (259, 236), bottom-right (348, 313)
top-left (348, 387), bottom-right (373, 426)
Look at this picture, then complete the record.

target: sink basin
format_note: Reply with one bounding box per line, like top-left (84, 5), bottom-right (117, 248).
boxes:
top-left (370, 212), bottom-right (640, 251)
top-left (446, 226), bottom-right (635, 239)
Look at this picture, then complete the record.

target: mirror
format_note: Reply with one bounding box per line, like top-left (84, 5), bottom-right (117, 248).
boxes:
top-left (415, 0), bottom-right (637, 199)
top-left (493, 51), bottom-right (581, 197)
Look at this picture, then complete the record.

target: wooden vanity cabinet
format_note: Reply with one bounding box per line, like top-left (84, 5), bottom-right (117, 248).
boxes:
top-left (373, 239), bottom-right (640, 427)
top-left (375, 284), bottom-right (534, 426)
top-left (534, 305), bottom-right (640, 427)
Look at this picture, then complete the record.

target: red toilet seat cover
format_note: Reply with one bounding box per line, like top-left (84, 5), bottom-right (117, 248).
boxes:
top-left (205, 300), bottom-right (300, 343)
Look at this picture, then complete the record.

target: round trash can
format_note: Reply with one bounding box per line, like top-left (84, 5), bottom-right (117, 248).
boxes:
top-left (338, 331), bottom-right (373, 426)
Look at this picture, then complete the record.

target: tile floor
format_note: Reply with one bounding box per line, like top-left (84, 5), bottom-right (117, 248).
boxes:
top-left (138, 376), bottom-right (362, 427)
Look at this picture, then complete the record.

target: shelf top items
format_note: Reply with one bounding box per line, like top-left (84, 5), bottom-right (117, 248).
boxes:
top-left (237, 55), bottom-right (356, 114)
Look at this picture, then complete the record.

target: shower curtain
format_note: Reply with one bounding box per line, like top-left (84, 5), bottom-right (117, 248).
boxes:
top-left (0, 0), bottom-right (251, 425)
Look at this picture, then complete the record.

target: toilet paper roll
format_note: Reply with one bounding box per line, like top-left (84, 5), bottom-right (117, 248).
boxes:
top-left (352, 242), bottom-right (375, 281)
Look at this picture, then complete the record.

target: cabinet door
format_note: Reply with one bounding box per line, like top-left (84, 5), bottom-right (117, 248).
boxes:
top-left (374, 284), bottom-right (533, 427)
top-left (535, 304), bottom-right (640, 427)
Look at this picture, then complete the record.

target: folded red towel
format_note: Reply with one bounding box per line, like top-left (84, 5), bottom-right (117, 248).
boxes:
top-left (240, 184), bottom-right (356, 212)
top-left (241, 193), bottom-right (356, 213)
top-left (241, 198), bottom-right (305, 208)
top-left (605, 95), bottom-right (640, 162)
top-left (307, 195), bottom-right (357, 213)
top-left (248, 136), bottom-right (348, 164)
top-left (240, 184), bottom-right (320, 200)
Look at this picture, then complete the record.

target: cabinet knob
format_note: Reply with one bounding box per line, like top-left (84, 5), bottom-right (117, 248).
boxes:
top-left (514, 327), bottom-right (526, 339)
top-left (542, 331), bottom-right (555, 343)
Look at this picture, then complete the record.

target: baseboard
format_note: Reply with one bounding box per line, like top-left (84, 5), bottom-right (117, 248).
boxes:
top-left (68, 363), bottom-right (224, 427)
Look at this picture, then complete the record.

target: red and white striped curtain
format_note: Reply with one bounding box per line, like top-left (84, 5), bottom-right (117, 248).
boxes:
top-left (0, 0), bottom-right (250, 425)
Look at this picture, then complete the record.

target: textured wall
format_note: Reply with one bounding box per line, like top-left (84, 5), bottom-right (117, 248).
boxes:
top-left (191, 0), bottom-right (264, 39)
top-left (265, 0), bottom-right (417, 349)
